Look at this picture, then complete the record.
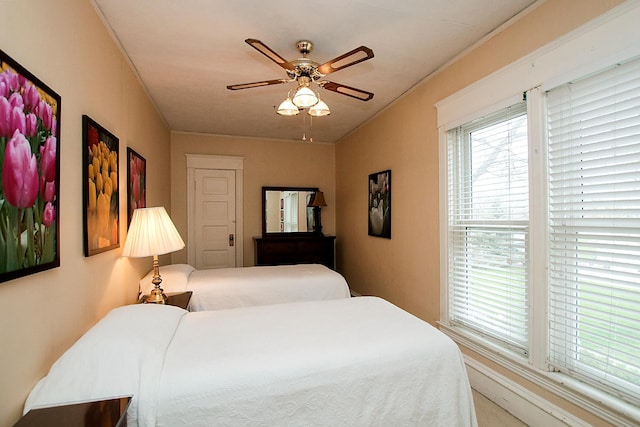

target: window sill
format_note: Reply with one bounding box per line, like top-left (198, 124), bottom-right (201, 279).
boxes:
top-left (438, 322), bottom-right (640, 427)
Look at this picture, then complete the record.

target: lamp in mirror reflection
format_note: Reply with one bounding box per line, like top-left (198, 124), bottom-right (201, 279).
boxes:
top-left (121, 206), bottom-right (185, 304)
top-left (307, 191), bottom-right (327, 235)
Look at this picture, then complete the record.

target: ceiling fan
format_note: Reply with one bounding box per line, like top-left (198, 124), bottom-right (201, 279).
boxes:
top-left (227, 39), bottom-right (375, 117)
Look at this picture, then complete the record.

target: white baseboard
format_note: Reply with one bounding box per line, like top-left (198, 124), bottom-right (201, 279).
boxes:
top-left (465, 356), bottom-right (592, 427)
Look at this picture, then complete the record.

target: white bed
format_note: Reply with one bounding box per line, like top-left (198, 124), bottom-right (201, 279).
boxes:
top-left (139, 263), bottom-right (351, 311)
top-left (24, 297), bottom-right (477, 427)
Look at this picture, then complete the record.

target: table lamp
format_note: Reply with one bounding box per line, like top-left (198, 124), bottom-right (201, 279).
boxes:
top-left (122, 207), bottom-right (185, 304)
top-left (307, 191), bottom-right (327, 235)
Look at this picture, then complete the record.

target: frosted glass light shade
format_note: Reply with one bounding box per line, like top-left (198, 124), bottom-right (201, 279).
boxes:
top-left (308, 99), bottom-right (330, 117)
top-left (122, 207), bottom-right (185, 258)
top-left (276, 98), bottom-right (300, 116)
top-left (292, 86), bottom-right (318, 108)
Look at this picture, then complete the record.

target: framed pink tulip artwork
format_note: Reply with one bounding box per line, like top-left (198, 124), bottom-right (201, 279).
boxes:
top-left (0, 49), bottom-right (61, 283)
top-left (126, 147), bottom-right (146, 227)
top-left (82, 115), bottom-right (119, 257)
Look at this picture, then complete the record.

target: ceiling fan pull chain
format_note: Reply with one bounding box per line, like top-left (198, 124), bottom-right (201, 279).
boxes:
top-left (302, 112), bottom-right (307, 141)
top-left (300, 110), bottom-right (314, 142)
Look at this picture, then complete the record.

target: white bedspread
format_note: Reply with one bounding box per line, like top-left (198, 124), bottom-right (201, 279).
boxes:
top-left (24, 297), bottom-right (477, 427)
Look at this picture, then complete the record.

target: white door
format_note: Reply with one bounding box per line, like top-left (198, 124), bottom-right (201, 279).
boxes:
top-left (193, 169), bottom-right (236, 269)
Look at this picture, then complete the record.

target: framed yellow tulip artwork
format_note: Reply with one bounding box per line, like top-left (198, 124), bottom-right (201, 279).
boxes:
top-left (0, 49), bottom-right (61, 283)
top-left (82, 115), bottom-right (119, 257)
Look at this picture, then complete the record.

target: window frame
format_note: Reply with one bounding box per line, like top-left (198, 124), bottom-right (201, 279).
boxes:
top-left (436, 2), bottom-right (640, 424)
top-left (440, 82), bottom-right (640, 427)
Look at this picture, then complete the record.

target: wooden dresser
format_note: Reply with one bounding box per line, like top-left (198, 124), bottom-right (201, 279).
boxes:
top-left (254, 235), bottom-right (336, 269)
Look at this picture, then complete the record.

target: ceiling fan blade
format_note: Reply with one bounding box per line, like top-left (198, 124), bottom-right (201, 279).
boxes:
top-left (319, 81), bottom-right (374, 101)
top-left (317, 46), bottom-right (374, 75)
top-left (226, 79), bottom-right (289, 91)
top-left (245, 38), bottom-right (296, 72)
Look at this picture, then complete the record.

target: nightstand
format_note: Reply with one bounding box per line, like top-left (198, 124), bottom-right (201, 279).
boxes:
top-left (138, 291), bottom-right (192, 310)
top-left (14, 396), bottom-right (131, 427)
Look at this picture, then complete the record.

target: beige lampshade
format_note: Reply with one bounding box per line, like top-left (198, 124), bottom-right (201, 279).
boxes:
top-left (122, 207), bottom-right (185, 257)
top-left (307, 191), bottom-right (327, 207)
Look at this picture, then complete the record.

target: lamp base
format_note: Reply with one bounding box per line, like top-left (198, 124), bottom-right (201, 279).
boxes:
top-left (312, 206), bottom-right (324, 236)
top-left (145, 286), bottom-right (167, 304)
top-left (144, 255), bottom-right (168, 304)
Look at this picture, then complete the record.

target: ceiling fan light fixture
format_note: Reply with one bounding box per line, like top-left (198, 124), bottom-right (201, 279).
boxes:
top-left (276, 98), bottom-right (300, 116)
top-left (308, 99), bottom-right (330, 117)
top-left (292, 85), bottom-right (318, 108)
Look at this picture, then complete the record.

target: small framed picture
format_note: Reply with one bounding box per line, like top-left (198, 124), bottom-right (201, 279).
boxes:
top-left (368, 169), bottom-right (391, 238)
top-left (126, 148), bottom-right (146, 227)
top-left (82, 115), bottom-right (119, 256)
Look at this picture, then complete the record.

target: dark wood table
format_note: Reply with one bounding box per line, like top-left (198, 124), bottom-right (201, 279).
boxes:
top-left (14, 396), bottom-right (131, 427)
top-left (138, 291), bottom-right (192, 309)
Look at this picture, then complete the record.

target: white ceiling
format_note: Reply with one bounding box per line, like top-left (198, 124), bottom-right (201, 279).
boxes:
top-left (92, 0), bottom-right (537, 143)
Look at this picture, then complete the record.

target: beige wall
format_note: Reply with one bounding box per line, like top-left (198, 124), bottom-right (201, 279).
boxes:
top-left (170, 132), bottom-right (336, 266)
top-left (0, 0), bottom-right (171, 424)
top-left (0, 0), bottom-right (626, 425)
top-left (337, 0), bottom-right (623, 323)
top-left (336, 0), bottom-right (623, 425)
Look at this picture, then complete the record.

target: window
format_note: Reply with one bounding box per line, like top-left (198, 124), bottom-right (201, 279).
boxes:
top-left (283, 192), bottom-right (298, 232)
top-left (438, 4), bottom-right (640, 422)
top-left (447, 103), bottom-right (529, 354)
top-left (546, 57), bottom-right (640, 402)
top-left (444, 57), bottom-right (640, 408)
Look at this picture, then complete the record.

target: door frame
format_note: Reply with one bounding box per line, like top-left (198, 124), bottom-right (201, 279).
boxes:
top-left (186, 154), bottom-right (244, 267)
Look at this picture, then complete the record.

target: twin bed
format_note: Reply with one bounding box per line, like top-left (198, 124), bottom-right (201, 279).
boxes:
top-left (138, 263), bottom-right (351, 311)
top-left (24, 264), bottom-right (478, 426)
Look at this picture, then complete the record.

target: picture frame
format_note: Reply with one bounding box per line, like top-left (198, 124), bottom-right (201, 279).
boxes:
top-left (126, 147), bottom-right (146, 227)
top-left (368, 169), bottom-right (391, 239)
top-left (82, 115), bottom-right (119, 257)
top-left (0, 49), bottom-right (61, 283)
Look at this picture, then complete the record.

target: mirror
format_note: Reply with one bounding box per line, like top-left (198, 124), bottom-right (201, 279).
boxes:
top-left (262, 186), bottom-right (318, 236)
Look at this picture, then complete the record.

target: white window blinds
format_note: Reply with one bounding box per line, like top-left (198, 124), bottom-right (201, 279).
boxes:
top-left (546, 57), bottom-right (640, 403)
top-left (447, 103), bottom-right (529, 353)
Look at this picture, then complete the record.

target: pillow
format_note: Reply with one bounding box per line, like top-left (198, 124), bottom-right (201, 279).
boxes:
top-left (23, 304), bottom-right (187, 423)
top-left (139, 263), bottom-right (195, 296)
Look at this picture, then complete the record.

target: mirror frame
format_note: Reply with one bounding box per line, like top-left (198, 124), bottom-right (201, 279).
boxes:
top-left (262, 186), bottom-right (319, 237)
